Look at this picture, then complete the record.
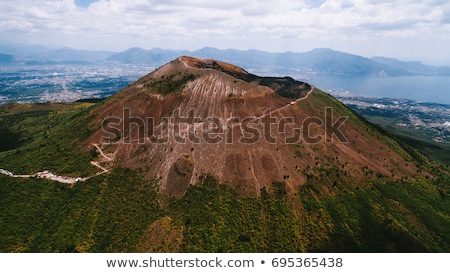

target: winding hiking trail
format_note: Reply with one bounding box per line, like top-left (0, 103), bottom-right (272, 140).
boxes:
top-left (0, 143), bottom-right (113, 184)
top-left (89, 143), bottom-right (113, 176)
top-left (232, 86), bottom-right (315, 128)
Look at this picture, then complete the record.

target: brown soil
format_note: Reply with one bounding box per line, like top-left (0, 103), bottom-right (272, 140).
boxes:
top-left (85, 56), bottom-right (420, 196)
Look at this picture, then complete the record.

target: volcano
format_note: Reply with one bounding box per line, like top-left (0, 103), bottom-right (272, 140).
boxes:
top-left (86, 56), bottom-right (419, 196)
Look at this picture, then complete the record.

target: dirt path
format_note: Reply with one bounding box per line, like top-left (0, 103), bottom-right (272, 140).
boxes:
top-left (0, 168), bottom-right (78, 184)
top-left (229, 86), bottom-right (315, 129)
top-left (93, 143), bottom-right (113, 162)
top-left (0, 143), bottom-right (113, 184)
top-left (90, 161), bottom-right (109, 175)
top-left (88, 143), bottom-right (113, 176)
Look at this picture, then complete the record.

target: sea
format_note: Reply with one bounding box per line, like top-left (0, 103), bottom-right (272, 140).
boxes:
top-left (307, 74), bottom-right (450, 105)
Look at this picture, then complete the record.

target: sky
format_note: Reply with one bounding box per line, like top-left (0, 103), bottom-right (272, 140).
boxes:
top-left (1, 0), bottom-right (450, 65)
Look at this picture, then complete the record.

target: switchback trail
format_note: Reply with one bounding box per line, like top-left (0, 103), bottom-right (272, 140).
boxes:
top-left (0, 143), bottom-right (113, 184)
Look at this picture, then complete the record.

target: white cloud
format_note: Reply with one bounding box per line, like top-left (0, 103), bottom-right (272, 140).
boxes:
top-left (0, 0), bottom-right (449, 64)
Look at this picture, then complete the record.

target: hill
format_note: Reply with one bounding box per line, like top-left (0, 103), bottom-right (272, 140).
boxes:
top-left (372, 56), bottom-right (450, 75)
top-left (107, 47), bottom-right (190, 64)
top-left (106, 47), bottom-right (450, 76)
top-left (0, 57), bottom-right (449, 252)
top-left (0, 53), bottom-right (17, 64)
top-left (0, 44), bottom-right (114, 64)
top-left (106, 47), bottom-right (408, 76)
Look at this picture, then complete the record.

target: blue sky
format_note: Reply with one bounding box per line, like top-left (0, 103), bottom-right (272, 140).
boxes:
top-left (1, 0), bottom-right (450, 65)
top-left (74, 0), bottom-right (96, 8)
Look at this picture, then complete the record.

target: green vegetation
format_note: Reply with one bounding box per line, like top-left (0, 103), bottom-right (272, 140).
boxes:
top-left (0, 102), bottom-right (98, 176)
top-left (145, 73), bottom-right (196, 95)
top-left (227, 93), bottom-right (242, 100)
top-left (0, 168), bottom-right (162, 252)
top-left (299, 177), bottom-right (450, 252)
top-left (1, 169), bottom-right (449, 252)
top-left (361, 114), bottom-right (450, 165)
top-left (1, 100), bottom-right (449, 253)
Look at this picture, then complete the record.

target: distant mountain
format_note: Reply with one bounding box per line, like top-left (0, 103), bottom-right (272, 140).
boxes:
top-left (0, 44), bottom-right (114, 64)
top-left (107, 47), bottom-right (440, 76)
top-left (297, 48), bottom-right (407, 75)
top-left (372, 56), bottom-right (450, 75)
top-left (2, 44), bottom-right (450, 76)
top-left (106, 47), bottom-right (189, 64)
top-left (0, 44), bottom-right (53, 58)
top-left (192, 47), bottom-right (275, 68)
top-left (42, 47), bottom-right (114, 62)
top-left (0, 53), bottom-right (18, 64)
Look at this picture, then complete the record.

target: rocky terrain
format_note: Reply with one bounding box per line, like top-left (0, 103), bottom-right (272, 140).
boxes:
top-left (87, 56), bottom-right (420, 196)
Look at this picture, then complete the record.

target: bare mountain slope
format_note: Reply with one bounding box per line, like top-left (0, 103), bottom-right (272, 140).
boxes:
top-left (86, 56), bottom-right (419, 195)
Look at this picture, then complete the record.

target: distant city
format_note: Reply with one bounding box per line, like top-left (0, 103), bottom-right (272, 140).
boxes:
top-left (0, 63), bottom-right (154, 104)
top-left (330, 91), bottom-right (450, 144)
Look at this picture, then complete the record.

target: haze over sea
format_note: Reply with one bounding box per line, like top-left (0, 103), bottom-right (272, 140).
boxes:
top-left (309, 74), bottom-right (450, 105)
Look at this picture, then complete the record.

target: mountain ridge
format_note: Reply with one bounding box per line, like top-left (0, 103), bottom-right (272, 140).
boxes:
top-left (372, 56), bottom-right (450, 75)
top-left (2, 44), bottom-right (450, 76)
